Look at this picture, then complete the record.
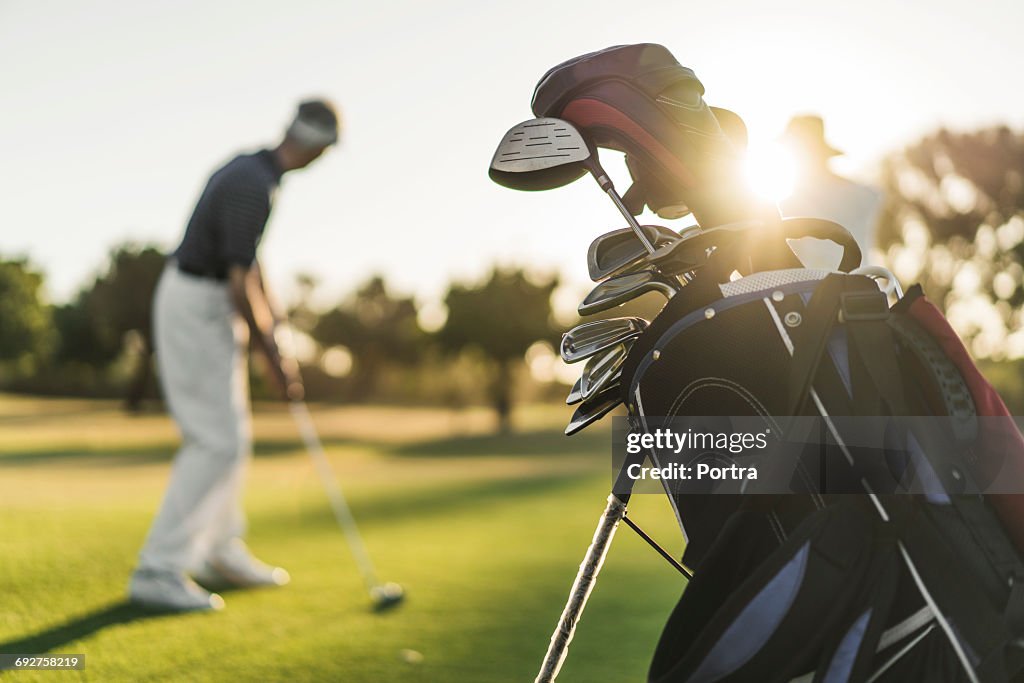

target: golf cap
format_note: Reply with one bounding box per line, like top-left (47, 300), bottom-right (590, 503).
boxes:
top-left (286, 98), bottom-right (340, 148)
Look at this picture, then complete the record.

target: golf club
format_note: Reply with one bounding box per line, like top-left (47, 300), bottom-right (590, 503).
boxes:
top-left (560, 317), bottom-right (647, 364)
top-left (288, 401), bottom-right (405, 611)
top-left (490, 118), bottom-right (658, 255)
top-left (564, 386), bottom-right (623, 436)
top-left (587, 225), bottom-right (683, 281)
top-left (566, 377), bottom-right (583, 405)
top-left (579, 343), bottom-right (630, 400)
top-left (578, 270), bottom-right (678, 317)
top-left (277, 326), bottom-right (404, 611)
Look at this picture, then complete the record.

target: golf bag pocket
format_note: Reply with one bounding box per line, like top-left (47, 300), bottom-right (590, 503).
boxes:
top-left (648, 500), bottom-right (902, 683)
top-left (623, 267), bottom-right (1024, 681)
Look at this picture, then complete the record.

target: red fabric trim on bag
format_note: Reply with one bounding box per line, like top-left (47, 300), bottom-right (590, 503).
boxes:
top-left (908, 294), bottom-right (1024, 554)
top-left (561, 98), bottom-right (699, 188)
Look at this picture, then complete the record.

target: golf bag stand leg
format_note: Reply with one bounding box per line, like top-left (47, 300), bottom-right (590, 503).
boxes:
top-left (535, 492), bottom-right (629, 683)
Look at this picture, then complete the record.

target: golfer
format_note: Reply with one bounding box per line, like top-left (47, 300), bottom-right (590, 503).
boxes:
top-left (780, 115), bottom-right (883, 270)
top-left (129, 99), bottom-right (339, 611)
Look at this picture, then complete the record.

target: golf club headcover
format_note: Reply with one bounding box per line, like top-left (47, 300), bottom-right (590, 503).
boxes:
top-left (531, 43), bottom-right (770, 227)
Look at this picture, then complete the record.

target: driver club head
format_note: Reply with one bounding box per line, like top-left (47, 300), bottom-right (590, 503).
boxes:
top-left (578, 270), bottom-right (679, 317)
top-left (489, 118), bottom-right (593, 191)
top-left (560, 317), bottom-right (648, 364)
top-left (587, 225), bottom-right (682, 281)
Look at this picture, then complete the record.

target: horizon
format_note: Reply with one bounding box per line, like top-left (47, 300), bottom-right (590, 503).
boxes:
top-left (4, 0), bottom-right (1023, 309)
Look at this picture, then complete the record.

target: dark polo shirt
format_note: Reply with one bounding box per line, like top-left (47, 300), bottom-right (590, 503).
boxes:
top-left (174, 149), bottom-right (283, 279)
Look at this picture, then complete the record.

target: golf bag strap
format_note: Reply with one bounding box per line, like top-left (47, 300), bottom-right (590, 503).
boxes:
top-left (786, 275), bottom-right (845, 417)
top-left (843, 291), bottom-right (907, 417)
top-left (902, 407), bottom-right (1024, 634)
top-left (786, 275), bottom-right (906, 419)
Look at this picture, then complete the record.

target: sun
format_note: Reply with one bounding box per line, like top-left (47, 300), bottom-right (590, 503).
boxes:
top-left (743, 142), bottom-right (797, 204)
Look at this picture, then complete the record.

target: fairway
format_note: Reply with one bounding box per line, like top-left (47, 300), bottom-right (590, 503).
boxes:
top-left (0, 397), bottom-right (686, 682)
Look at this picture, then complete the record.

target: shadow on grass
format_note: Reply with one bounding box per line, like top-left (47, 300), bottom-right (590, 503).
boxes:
top-left (0, 438), bottom-right (361, 467)
top-left (0, 601), bottom-right (175, 655)
top-left (0, 426), bottom-right (608, 468)
top-left (390, 428), bottom-right (608, 459)
top-left (0, 405), bottom-right (114, 426)
top-left (263, 466), bottom-right (609, 536)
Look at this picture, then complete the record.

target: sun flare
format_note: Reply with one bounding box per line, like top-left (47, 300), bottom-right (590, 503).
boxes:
top-left (744, 142), bottom-right (797, 203)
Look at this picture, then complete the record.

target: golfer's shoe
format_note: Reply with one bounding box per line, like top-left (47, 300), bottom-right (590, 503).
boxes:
top-left (192, 540), bottom-right (290, 590)
top-left (128, 568), bottom-right (225, 612)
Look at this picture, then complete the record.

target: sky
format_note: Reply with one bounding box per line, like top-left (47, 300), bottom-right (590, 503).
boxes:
top-left (2, 0), bottom-right (1023, 311)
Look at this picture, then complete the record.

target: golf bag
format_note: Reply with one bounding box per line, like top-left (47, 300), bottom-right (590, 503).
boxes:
top-left (617, 242), bottom-right (1024, 681)
top-left (498, 43), bottom-right (1024, 683)
top-left (532, 43), bottom-right (762, 226)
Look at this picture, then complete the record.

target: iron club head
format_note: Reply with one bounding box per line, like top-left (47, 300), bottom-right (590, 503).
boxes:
top-left (566, 377), bottom-right (584, 405)
top-left (560, 317), bottom-right (648, 364)
top-left (587, 225), bottom-right (682, 281)
top-left (580, 343), bottom-right (631, 400)
top-left (565, 386), bottom-right (623, 436)
top-left (578, 270), bottom-right (678, 317)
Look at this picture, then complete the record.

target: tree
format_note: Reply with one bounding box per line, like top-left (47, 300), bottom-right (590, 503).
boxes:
top-left (312, 276), bottom-right (426, 400)
top-left (56, 245), bottom-right (166, 410)
top-left (437, 268), bottom-right (559, 432)
top-left (0, 258), bottom-right (53, 372)
top-left (878, 126), bottom-right (1024, 359)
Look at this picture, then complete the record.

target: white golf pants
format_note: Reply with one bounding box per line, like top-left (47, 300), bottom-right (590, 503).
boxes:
top-left (137, 265), bottom-right (252, 574)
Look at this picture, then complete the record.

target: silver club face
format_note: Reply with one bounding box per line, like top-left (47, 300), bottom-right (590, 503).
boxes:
top-left (566, 377), bottom-right (584, 405)
top-left (564, 387), bottom-right (622, 436)
top-left (568, 368), bottom-right (622, 405)
top-left (580, 343), bottom-right (630, 400)
top-left (489, 118), bottom-right (592, 191)
top-left (560, 317), bottom-right (648, 364)
top-left (578, 270), bottom-right (678, 317)
top-left (587, 225), bottom-right (682, 282)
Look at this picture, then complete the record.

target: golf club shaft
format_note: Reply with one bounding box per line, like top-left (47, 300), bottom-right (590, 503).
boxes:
top-left (289, 400), bottom-right (381, 591)
top-left (603, 187), bottom-right (657, 254)
top-left (535, 494), bottom-right (627, 683)
top-left (603, 188), bottom-right (689, 289)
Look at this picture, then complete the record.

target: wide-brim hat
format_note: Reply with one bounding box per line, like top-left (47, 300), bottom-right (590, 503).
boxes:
top-left (781, 114), bottom-right (842, 158)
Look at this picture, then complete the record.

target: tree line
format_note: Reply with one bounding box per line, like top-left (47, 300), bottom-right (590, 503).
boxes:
top-left (5, 123), bottom-right (1024, 418)
top-left (0, 250), bottom-right (560, 431)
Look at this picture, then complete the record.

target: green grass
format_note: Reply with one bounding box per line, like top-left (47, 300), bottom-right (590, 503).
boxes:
top-left (0, 397), bottom-right (687, 682)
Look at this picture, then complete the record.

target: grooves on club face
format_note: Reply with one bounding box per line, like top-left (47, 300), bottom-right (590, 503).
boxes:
top-left (565, 386), bottom-right (623, 436)
top-left (488, 118), bottom-right (592, 191)
top-left (560, 317), bottom-right (648, 364)
top-left (580, 343), bottom-right (630, 400)
top-left (588, 225), bottom-right (682, 282)
top-left (578, 270), bottom-right (678, 317)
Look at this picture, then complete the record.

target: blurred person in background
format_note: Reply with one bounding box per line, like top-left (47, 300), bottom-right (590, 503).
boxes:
top-left (129, 99), bottom-right (340, 612)
top-left (781, 114), bottom-right (883, 270)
